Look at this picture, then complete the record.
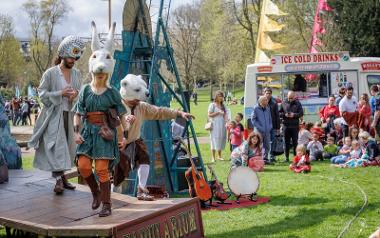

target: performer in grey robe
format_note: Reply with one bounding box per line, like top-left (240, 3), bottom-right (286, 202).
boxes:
top-left (28, 36), bottom-right (85, 194)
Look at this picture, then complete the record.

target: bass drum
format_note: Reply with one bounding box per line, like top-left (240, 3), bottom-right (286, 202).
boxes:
top-left (227, 166), bottom-right (260, 196)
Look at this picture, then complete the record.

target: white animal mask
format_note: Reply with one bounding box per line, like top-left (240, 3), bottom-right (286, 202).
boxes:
top-left (120, 74), bottom-right (150, 102)
top-left (89, 21), bottom-right (116, 85)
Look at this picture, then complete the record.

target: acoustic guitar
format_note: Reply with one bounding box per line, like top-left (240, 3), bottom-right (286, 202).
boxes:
top-left (181, 140), bottom-right (212, 202)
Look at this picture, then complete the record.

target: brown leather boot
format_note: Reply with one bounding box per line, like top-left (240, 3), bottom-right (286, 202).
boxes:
top-left (99, 181), bottom-right (112, 217)
top-left (61, 175), bottom-right (76, 190)
top-left (54, 177), bottom-right (64, 195)
top-left (85, 174), bottom-right (101, 210)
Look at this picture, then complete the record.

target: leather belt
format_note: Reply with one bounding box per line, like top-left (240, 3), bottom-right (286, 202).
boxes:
top-left (86, 112), bottom-right (106, 126)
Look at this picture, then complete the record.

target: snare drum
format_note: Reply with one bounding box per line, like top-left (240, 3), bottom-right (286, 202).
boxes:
top-left (227, 166), bottom-right (260, 196)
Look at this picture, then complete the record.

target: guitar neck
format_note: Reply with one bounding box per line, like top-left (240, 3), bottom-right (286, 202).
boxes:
top-left (207, 165), bottom-right (220, 182)
top-left (189, 156), bottom-right (200, 175)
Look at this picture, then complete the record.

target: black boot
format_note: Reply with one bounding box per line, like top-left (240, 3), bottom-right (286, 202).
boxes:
top-left (54, 177), bottom-right (64, 195)
top-left (99, 181), bottom-right (112, 217)
top-left (85, 174), bottom-right (101, 210)
top-left (61, 175), bottom-right (76, 190)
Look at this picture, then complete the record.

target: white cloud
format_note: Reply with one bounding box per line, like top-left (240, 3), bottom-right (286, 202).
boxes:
top-left (0, 0), bottom-right (196, 39)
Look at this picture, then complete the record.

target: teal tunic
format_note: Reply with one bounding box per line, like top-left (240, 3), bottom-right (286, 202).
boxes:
top-left (74, 84), bottom-right (127, 164)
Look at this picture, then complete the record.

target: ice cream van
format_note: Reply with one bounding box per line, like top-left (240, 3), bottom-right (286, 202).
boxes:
top-left (243, 51), bottom-right (380, 124)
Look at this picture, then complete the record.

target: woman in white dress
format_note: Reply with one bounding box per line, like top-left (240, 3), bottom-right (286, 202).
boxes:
top-left (208, 90), bottom-right (227, 162)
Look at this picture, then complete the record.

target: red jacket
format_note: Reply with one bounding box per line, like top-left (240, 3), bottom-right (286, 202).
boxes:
top-left (358, 104), bottom-right (371, 131)
top-left (319, 105), bottom-right (340, 122)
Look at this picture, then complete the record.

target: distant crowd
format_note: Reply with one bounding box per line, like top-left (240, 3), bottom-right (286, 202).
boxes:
top-left (207, 85), bottom-right (380, 174)
top-left (4, 96), bottom-right (40, 126)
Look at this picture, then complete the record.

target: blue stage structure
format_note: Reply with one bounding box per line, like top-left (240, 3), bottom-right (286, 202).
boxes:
top-left (110, 0), bottom-right (206, 196)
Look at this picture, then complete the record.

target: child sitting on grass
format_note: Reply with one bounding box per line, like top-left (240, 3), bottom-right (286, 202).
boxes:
top-left (310, 121), bottom-right (325, 142)
top-left (323, 136), bottom-right (338, 160)
top-left (290, 145), bottom-right (311, 173)
top-left (330, 137), bottom-right (351, 164)
top-left (337, 140), bottom-right (367, 168)
top-left (298, 121), bottom-right (313, 147)
top-left (230, 132), bottom-right (264, 172)
top-left (307, 133), bottom-right (323, 161)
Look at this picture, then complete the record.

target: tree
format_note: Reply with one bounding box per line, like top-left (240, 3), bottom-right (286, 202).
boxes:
top-left (199, 0), bottom-right (252, 92)
top-left (229, 0), bottom-right (262, 60)
top-left (169, 3), bottom-right (202, 93)
top-left (326, 0), bottom-right (380, 56)
top-left (23, 0), bottom-right (69, 79)
top-left (0, 15), bottom-right (24, 87)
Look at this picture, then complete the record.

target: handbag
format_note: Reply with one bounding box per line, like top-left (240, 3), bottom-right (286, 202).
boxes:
top-left (98, 115), bottom-right (114, 141)
top-left (107, 108), bottom-right (121, 128)
top-left (204, 120), bottom-right (213, 131)
top-left (272, 134), bottom-right (285, 156)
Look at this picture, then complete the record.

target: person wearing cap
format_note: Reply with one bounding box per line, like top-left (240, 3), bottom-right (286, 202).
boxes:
top-left (28, 36), bottom-right (85, 195)
top-left (263, 87), bottom-right (280, 163)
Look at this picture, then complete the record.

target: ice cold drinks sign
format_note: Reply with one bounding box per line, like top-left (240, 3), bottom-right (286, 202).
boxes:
top-left (271, 52), bottom-right (350, 65)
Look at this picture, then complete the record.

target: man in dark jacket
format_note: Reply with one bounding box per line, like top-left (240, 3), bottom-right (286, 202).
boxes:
top-left (264, 88), bottom-right (280, 163)
top-left (279, 91), bottom-right (304, 162)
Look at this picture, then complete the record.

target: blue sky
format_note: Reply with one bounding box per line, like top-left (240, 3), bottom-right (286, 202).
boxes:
top-left (0, 0), bottom-right (196, 39)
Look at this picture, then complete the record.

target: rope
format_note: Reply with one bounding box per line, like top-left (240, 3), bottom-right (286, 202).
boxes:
top-left (316, 175), bottom-right (368, 238)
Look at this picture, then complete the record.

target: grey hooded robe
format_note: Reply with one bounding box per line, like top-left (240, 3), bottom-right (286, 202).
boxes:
top-left (28, 65), bottom-right (82, 172)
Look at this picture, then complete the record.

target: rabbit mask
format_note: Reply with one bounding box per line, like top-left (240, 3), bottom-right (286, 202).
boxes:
top-left (89, 21), bottom-right (116, 83)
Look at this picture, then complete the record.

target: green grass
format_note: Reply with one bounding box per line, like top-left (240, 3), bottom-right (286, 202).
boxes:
top-left (2, 89), bottom-right (380, 237)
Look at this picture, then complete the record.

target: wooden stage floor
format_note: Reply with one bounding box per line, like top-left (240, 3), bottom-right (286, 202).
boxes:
top-left (0, 170), bottom-right (204, 237)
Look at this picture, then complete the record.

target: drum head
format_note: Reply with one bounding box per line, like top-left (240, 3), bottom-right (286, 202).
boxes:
top-left (228, 167), bottom-right (259, 195)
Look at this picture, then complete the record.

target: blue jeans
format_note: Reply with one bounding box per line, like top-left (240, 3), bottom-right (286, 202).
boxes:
top-left (331, 154), bottom-right (348, 164)
top-left (261, 131), bottom-right (271, 161)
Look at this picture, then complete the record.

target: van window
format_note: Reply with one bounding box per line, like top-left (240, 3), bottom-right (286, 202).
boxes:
top-left (283, 73), bottom-right (329, 99)
top-left (367, 75), bottom-right (380, 89)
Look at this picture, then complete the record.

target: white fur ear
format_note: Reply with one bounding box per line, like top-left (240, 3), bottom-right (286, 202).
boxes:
top-left (91, 21), bottom-right (101, 52)
top-left (104, 22), bottom-right (116, 54)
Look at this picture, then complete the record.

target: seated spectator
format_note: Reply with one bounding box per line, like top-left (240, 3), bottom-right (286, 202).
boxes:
top-left (328, 118), bottom-right (344, 145)
top-left (298, 122), bottom-right (313, 147)
top-left (331, 137), bottom-right (352, 164)
top-left (230, 132), bottom-right (264, 172)
top-left (338, 140), bottom-right (366, 168)
top-left (349, 126), bottom-right (359, 141)
top-left (323, 136), bottom-right (338, 160)
top-left (289, 145), bottom-right (311, 173)
top-left (307, 133), bottom-right (323, 161)
top-left (359, 131), bottom-right (379, 165)
top-left (310, 121), bottom-right (325, 142)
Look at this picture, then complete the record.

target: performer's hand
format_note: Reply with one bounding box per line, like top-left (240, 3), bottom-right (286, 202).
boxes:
top-left (68, 89), bottom-right (79, 102)
top-left (371, 122), bottom-right (376, 129)
top-left (118, 138), bottom-right (127, 150)
top-left (125, 115), bottom-right (136, 125)
top-left (74, 133), bottom-right (84, 144)
top-left (62, 86), bottom-right (74, 98)
top-left (180, 111), bottom-right (195, 121)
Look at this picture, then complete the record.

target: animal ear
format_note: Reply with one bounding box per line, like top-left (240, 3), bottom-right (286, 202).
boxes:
top-left (91, 21), bottom-right (101, 52)
top-left (104, 22), bottom-right (116, 54)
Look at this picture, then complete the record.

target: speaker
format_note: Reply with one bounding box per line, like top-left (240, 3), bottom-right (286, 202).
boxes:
top-left (177, 155), bottom-right (202, 191)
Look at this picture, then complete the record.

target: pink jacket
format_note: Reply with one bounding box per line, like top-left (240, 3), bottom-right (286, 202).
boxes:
top-left (230, 126), bottom-right (242, 146)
